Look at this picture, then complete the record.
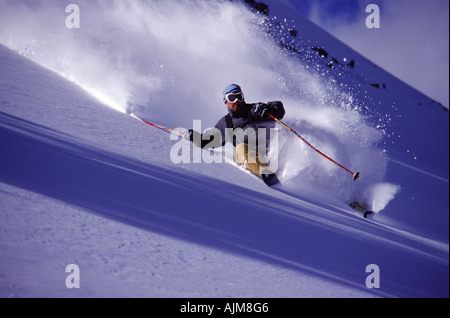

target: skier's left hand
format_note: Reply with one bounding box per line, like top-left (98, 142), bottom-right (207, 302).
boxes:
top-left (253, 103), bottom-right (270, 120)
top-left (266, 101), bottom-right (285, 119)
top-left (253, 101), bottom-right (285, 120)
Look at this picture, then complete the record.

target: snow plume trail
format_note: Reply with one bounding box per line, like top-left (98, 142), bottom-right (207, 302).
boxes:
top-left (0, 0), bottom-right (399, 211)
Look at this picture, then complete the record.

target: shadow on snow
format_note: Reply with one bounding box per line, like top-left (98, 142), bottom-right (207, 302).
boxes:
top-left (0, 112), bottom-right (447, 297)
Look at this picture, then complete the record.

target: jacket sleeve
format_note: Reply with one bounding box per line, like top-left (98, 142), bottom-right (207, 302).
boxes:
top-left (191, 116), bottom-right (228, 149)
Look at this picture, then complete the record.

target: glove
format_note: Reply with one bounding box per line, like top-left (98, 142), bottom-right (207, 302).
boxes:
top-left (253, 103), bottom-right (270, 120)
top-left (184, 129), bottom-right (194, 142)
top-left (253, 101), bottom-right (285, 120)
top-left (266, 101), bottom-right (285, 120)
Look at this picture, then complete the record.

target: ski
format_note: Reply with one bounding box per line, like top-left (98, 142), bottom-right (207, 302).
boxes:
top-left (229, 162), bottom-right (279, 187)
top-left (350, 201), bottom-right (374, 218)
top-left (261, 172), bottom-right (280, 187)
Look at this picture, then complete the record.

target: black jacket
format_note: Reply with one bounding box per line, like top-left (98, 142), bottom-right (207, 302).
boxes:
top-left (191, 101), bottom-right (285, 150)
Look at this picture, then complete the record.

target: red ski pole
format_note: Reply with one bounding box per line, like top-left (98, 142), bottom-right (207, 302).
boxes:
top-left (130, 114), bottom-right (185, 135)
top-left (268, 114), bottom-right (360, 180)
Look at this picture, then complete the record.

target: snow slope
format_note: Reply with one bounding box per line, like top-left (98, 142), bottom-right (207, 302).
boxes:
top-left (0, 0), bottom-right (448, 298)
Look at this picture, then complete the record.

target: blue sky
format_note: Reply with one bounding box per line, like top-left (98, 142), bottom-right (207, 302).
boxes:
top-left (287, 0), bottom-right (449, 108)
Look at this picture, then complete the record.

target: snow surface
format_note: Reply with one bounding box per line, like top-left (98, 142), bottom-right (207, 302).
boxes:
top-left (0, 0), bottom-right (448, 298)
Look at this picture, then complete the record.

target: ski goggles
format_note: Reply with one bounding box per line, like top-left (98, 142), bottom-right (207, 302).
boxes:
top-left (225, 92), bottom-right (244, 103)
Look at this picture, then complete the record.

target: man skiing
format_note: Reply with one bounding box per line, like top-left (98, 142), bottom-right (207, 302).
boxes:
top-left (184, 84), bottom-right (285, 186)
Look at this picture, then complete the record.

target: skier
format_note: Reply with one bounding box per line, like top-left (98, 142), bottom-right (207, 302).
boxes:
top-left (184, 84), bottom-right (285, 185)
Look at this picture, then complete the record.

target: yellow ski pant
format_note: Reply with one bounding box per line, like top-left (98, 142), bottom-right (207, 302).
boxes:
top-left (235, 143), bottom-right (271, 177)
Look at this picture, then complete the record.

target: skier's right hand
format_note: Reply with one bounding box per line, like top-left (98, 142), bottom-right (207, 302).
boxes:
top-left (184, 129), bottom-right (194, 142)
